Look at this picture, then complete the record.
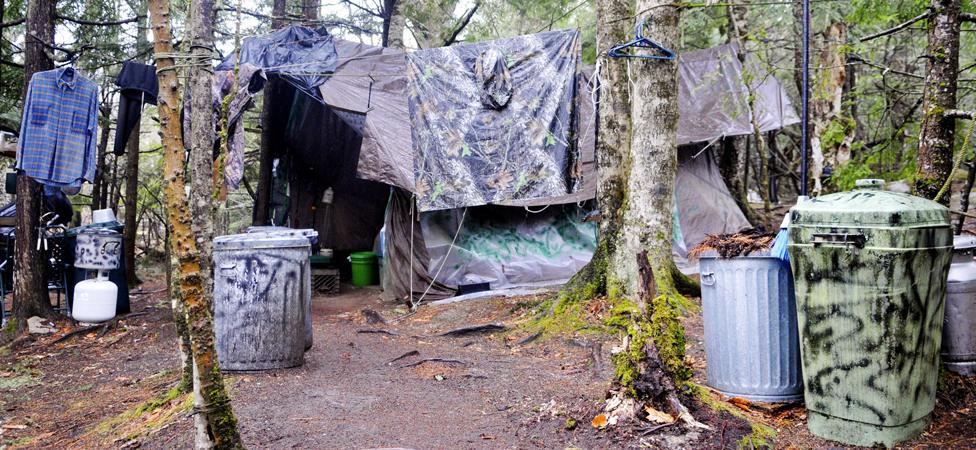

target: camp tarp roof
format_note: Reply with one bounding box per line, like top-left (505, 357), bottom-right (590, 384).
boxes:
top-left (316, 40), bottom-right (799, 205)
top-left (217, 26), bottom-right (340, 100)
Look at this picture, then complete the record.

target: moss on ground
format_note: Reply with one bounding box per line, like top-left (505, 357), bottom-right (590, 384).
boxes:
top-left (91, 385), bottom-right (192, 441)
top-left (685, 382), bottom-right (777, 449)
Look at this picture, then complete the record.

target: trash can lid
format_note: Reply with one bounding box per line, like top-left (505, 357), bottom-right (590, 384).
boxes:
top-left (214, 233), bottom-right (311, 250)
top-left (790, 188), bottom-right (949, 228)
top-left (953, 234), bottom-right (976, 251)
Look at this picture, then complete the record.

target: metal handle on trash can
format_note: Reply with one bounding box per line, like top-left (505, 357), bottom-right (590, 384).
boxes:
top-left (700, 271), bottom-right (716, 286)
top-left (811, 232), bottom-right (866, 248)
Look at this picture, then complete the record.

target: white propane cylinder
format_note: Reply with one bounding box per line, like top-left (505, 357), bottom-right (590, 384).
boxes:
top-left (72, 271), bottom-right (118, 323)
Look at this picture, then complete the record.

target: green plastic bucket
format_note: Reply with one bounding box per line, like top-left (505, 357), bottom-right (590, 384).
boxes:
top-left (349, 251), bottom-right (379, 287)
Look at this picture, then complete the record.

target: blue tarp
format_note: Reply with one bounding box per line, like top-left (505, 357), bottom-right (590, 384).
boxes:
top-left (216, 26), bottom-right (339, 100)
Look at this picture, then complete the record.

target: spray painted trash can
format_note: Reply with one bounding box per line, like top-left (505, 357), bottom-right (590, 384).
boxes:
top-left (213, 233), bottom-right (311, 371)
top-left (699, 253), bottom-right (803, 403)
top-left (788, 184), bottom-right (952, 448)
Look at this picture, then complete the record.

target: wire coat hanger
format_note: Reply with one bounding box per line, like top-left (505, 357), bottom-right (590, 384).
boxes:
top-left (608, 20), bottom-right (675, 60)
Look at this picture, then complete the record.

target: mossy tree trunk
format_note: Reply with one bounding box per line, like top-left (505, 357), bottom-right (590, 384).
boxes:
top-left (148, 1), bottom-right (244, 448)
top-left (556, 0), bottom-right (701, 426)
top-left (915, 0), bottom-right (961, 202)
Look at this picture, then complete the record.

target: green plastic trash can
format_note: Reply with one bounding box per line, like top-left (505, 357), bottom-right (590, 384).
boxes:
top-left (349, 251), bottom-right (379, 287)
top-left (788, 181), bottom-right (952, 448)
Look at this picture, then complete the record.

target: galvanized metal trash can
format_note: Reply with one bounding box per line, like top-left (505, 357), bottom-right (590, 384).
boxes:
top-left (246, 227), bottom-right (318, 351)
top-left (213, 233), bottom-right (311, 370)
top-left (944, 235), bottom-right (976, 375)
top-left (699, 253), bottom-right (803, 403)
top-left (788, 185), bottom-right (952, 448)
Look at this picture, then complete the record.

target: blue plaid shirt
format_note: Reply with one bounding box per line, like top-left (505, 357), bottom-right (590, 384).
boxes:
top-left (16, 67), bottom-right (99, 187)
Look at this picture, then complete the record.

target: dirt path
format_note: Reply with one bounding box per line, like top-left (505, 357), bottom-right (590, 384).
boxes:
top-left (0, 283), bottom-right (973, 449)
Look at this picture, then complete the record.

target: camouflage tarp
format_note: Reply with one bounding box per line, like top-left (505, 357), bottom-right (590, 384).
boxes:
top-left (404, 29), bottom-right (583, 212)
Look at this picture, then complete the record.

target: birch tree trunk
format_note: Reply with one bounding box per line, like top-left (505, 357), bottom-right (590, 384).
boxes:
top-left (149, 0), bottom-right (244, 448)
top-left (916, 0), bottom-right (961, 202)
top-left (14, 0), bottom-right (55, 325)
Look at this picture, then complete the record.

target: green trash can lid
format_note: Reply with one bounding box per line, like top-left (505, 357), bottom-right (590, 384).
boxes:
top-left (791, 187), bottom-right (949, 228)
top-left (349, 251), bottom-right (378, 262)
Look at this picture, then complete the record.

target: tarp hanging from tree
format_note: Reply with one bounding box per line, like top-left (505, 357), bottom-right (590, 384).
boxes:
top-left (215, 25), bottom-right (339, 100)
top-left (404, 29), bottom-right (583, 211)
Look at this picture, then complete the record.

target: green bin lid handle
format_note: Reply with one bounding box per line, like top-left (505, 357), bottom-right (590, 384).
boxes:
top-left (854, 179), bottom-right (885, 190)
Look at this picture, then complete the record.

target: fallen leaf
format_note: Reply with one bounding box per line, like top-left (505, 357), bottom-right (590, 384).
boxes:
top-left (434, 374), bottom-right (445, 381)
top-left (644, 406), bottom-right (676, 424)
top-left (591, 413), bottom-right (608, 429)
top-left (729, 397), bottom-right (752, 412)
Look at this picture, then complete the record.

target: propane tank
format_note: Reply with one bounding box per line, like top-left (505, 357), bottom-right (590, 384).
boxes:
top-left (72, 270), bottom-right (118, 323)
top-left (72, 228), bottom-right (121, 323)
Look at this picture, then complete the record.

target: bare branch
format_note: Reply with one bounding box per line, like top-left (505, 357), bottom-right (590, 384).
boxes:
top-left (859, 9), bottom-right (932, 43)
top-left (443, 1), bottom-right (480, 46)
top-left (56, 15), bottom-right (145, 26)
top-left (0, 18), bottom-right (25, 29)
top-left (0, 58), bottom-right (23, 68)
top-left (945, 109), bottom-right (976, 120)
top-left (337, 0), bottom-right (382, 18)
top-left (961, 12), bottom-right (976, 23)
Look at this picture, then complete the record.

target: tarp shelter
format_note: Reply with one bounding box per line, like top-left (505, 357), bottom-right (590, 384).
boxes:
top-left (231, 26), bottom-right (799, 303)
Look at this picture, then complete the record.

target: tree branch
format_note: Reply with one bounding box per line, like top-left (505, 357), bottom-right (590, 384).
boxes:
top-left (945, 109), bottom-right (976, 120)
top-left (961, 12), bottom-right (976, 23)
top-left (0, 18), bottom-right (25, 29)
top-left (859, 9), bottom-right (932, 43)
top-left (0, 58), bottom-right (23, 68)
top-left (56, 15), bottom-right (145, 26)
top-left (443, 1), bottom-right (480, 46)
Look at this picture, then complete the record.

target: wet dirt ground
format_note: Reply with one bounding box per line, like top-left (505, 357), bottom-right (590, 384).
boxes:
top-left (0, 280), bottom-right (973, 449)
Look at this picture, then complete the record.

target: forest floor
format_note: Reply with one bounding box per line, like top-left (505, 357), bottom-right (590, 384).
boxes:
top-left (0, 275), bottom-right (973, 449)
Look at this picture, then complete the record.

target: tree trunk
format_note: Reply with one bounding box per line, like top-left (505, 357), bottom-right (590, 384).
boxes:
top-left (187, 0), bottom-right (216, 299)
top-left (809, 21), bottom-right (851, 196)
top-left (601, 0), bottom-right (701, 427)
top-left (14, 0), bottom-right (56, 325)
top-left (148, 0), bottom-right (244, 448)
top-left (123, 119), bottom-right (141, 285)
top-left (91, 100), bottom-right (112, 211)
top-left (302, 0), bottom-right (319, 22)
top-left (725, 1), bottom-right (767, 225)
top-left (122, 1), bottom-right (149, 286)
top-left (383, 0), bottom-right (405, 48)
top-left (916, 0), bottom-right (961, 202)
top-left (253, 0), bottom-right (288, 226)
top-left (624, 0), bottom-right (687, 374)
top-left (109, 155), bottom-right (121, 212)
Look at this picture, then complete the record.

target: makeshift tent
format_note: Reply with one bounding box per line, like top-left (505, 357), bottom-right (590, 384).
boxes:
top-left (229, 26), bottom-right (799, 302)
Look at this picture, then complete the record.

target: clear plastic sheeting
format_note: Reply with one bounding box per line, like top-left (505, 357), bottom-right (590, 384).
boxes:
top-left (421, 205), bottom-right (596, 290)
top-left (677, 43), bottom-right (800, 144)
